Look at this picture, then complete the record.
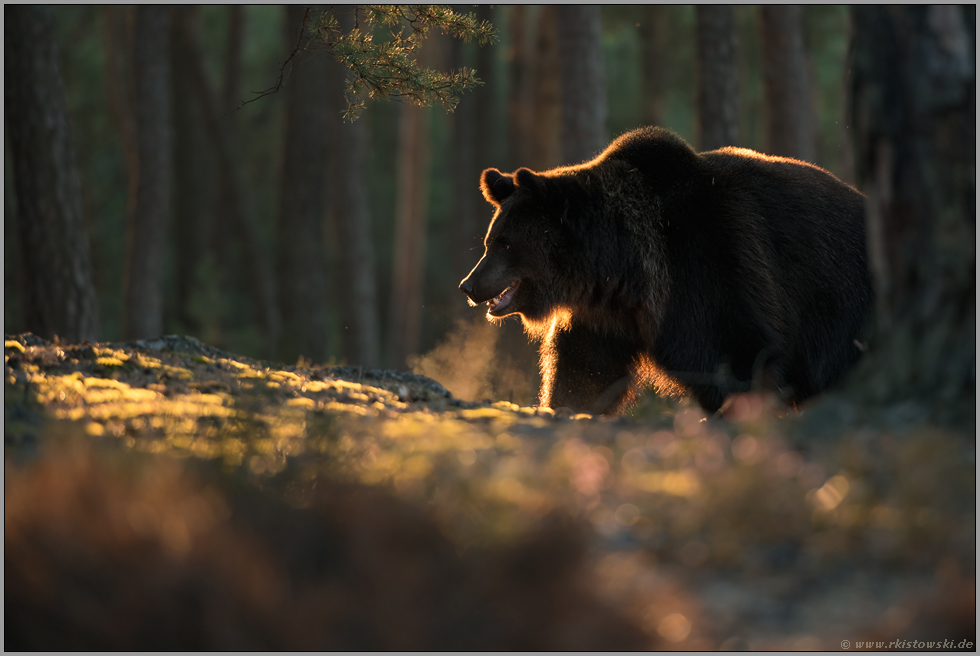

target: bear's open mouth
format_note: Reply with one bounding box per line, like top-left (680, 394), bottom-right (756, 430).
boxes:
top-left (487, 279), bottom-right (520, 315)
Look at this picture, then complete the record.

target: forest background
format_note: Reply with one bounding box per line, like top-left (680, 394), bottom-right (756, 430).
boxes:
top-left (4, 5), bottom-right (857, 406)
top-left (4, 6), bottom-right (975, 648)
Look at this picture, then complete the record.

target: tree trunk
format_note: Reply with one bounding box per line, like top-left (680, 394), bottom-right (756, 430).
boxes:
top-left (836, 28), bottom-right (857, 186)
top-left (759, 6), bottom-right (816, 162)
top-left (326, 6), bottom-right (381, 367)
top-left (387, 102), bottom-right (432, 369)
top-left (696, 5), bottom-right (740, 151)
top-left (171, 6), bottom-right (215, 334)
top-left (173, 9), bottom-right (281, 357)
top-left (275, 5), bottom-right (329, 364)
top-left (530, 5), bottom-right (562, 171)
top-left (222, 6), bottom-right (245, 114)
top-left (5, 5), bottom-right (100, 343)
top-left (100, 6), bottom-right (138, 223)
top-left (507, 5), bottom-right (535, 168)
top-left (639, 6), bottom-right (667, 128)
top-left (556, 6), bottom-right (608, 165)
top-left (121, 6), bottom-right (172, 340)
top-left (4, 136), bottom-right (24, 333)
top-left (474, 5), bottom-right (499, 168)
top-left (448, 32), bottom-right (481, 310)
top-left (850, 5), bottom-right (975, 415)
top-left (203, 5), bottom-right (248, 345)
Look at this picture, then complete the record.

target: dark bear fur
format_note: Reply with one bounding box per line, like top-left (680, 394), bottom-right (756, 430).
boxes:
top-left (459, 127), bottom-right (874, 414)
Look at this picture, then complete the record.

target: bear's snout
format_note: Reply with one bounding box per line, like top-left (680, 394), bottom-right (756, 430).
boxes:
top-left (459, 277), bottom-right (475, 297)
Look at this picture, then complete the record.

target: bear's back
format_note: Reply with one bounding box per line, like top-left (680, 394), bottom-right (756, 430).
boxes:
top-left (601, 129), bottom-right (866, 260)
top-left (602, 128), bottom-right (862, 213)
top-left (700, 146), bottom-right (864, 220)
top-left (600, 128), bottom-right (872, 406)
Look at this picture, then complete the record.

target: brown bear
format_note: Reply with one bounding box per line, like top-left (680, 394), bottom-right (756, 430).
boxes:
top-left (459, 127), bottom-right (874, 415)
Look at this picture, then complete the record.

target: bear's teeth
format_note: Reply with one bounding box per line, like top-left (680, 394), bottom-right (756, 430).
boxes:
top-left (487, 281), bottom-right (518, 313)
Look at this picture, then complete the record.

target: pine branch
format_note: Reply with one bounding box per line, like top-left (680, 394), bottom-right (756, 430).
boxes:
top-left (236, 5), bottom-right (498, 120)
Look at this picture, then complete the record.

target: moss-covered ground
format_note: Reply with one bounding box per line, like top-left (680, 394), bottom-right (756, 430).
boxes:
top-left (4, 333), bottom-right (975, 649)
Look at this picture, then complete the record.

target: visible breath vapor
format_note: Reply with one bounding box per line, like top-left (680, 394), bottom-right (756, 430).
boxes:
top-left (410, 315), bottom-right (538, 405)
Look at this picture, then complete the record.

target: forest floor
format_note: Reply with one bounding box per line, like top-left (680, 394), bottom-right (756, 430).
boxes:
top-left (4, 333), bottom-right (976, 650)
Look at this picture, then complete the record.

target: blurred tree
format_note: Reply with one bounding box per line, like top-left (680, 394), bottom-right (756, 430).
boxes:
top-left (557, 6), bottom-right (608, 165)
top-left (101, 6), bottom-right (138, 232)
top-left (759, 6), bottom-right (816, 162)
top-left (474, 5), bottom-right (500, 167)
top-left (100, 6), bottom-right (140, 338)
top-left (277, 4), bottom-right (330, 364)
top-left (507, 6), bottom-right (535, 168)
top-left (174, 8), bottom-right (281, 357)
top-left (5, 5), bottom-right (100, 342)
top-left (639, 6), bottom-right (668, 128)
top-left (171, 6), bottom-right (216, 334)
top-left (444, 2), bottom-right (498, 297)
top-left (4, 137), bottom-right (23, 333)
top-left (327, 6), bottom-right (381, 368)
top-left (802, 6), bottom-right (854, 181)
top-left (531, 5), bottom-right (561, 171)
top-left (387, 43), bottom-right (435, 369)
top-left (448, 27), bottom-right (481, 312)
top-left (696, 5), bottom-right (739, 151)
top-left (222, 6), bottom-right (245, 114)
top-left (207, 5), bottom-right (247, 337)
top-left (850, 5), bottom-right (975, 415)
top-left (448, 3), bottom-right (499, 299)
top-left (121, 5), bottom-right (172, 340)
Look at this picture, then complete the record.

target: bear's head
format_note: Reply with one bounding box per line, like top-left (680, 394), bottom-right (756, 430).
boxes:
top-left (459, 167), bottom-right (582, 325)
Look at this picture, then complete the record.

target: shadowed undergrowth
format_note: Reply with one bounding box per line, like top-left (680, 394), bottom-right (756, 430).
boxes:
top-left (4, 333), bottom-right (975, 649)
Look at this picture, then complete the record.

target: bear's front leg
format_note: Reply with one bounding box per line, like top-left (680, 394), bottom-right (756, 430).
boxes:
top-left (540, 319), bottom-right (639, 415)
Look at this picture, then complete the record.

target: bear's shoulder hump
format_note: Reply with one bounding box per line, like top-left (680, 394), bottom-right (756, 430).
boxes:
top-left (600, 127), bottom-right (703, 179)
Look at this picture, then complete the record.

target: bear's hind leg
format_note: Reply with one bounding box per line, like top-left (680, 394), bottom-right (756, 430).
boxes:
top-left (540, 319), bottom-right (640, 415)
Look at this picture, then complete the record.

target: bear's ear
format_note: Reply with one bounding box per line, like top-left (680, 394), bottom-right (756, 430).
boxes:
top-left (480, 168), bottom-right (515, 206)
top-left (514, 168), bottom-right (547, 196)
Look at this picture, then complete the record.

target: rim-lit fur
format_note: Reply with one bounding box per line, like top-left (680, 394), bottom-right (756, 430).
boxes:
top-left (462, 127), bottom-right (874, 414)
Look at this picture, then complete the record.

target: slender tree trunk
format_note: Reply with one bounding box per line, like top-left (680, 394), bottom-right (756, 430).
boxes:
top-left (101, 6), bottom-right (139, 222)
top-left (326, 6), bottom-right (381, 367)
top-left (850, 5), bottom-right (975, 413)
top-left (217, 5), bottom-right (246, 251)
top-left (837, 24), bottom-right (857, 186)
top-left (173, 9), bottom-right (281, 356)
top-left (121, 6), bottom-right (172, 340)
top-left (202, 5), bottom-right (248, 345)
top-left (696, 5), bottom-right (740, 151)
top-left (556, 5), bottom-right (608, 165)
top-left (4, 139), bottom-right (24, 333)
top-left (507, 5), bottom-right (535, 168)
top-left (639, 5), bottom-right (667, 128)
top-left (759, 6), bottom-right (816, 162)
top-left (5, 5), bottom-right (100, 342)
top-left (474, 5), bottom-right (499, 168)
top-left (275, 5), bottom-right (330, 364)
top-left (448, 32), bottom-right (481, 309)
top-left (450, 6), bottom-right (495, 304)
top-left (222, 6), bottom-right (244, 113)
top-left (171, 6), bottom-right (215, 334)
top-left (326, 110), bottom-right (381, 367)
top-left (531, 5), bottom-right (562, 171)
top-left (387, 102), bottom-right (432, 369)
